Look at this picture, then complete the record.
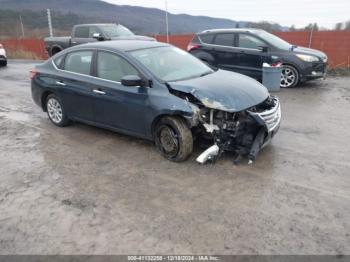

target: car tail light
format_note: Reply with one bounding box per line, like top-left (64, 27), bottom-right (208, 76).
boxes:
top-left (29, 69), bottom-right (38, 80)
top-left (0, 44), bottom-right (3, 49)
top-left (187, 43), bottom-right (199, 52)
top-left (271, 62), bottom-right (282, 67)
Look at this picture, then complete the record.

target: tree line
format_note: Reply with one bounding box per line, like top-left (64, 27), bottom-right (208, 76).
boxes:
top-left (289, 21), bottom-right (350, 32)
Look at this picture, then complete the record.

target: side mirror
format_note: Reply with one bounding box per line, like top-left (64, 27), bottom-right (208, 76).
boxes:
top-left (259, 46), bottom-right (269, 52)
top-left (121, 75), bottom-right (143, 87)
top-left (92, 33), bottom-right (104, 41)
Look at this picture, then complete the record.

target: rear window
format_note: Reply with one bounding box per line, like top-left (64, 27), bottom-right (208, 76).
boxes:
top-left (214, 33), bottom-right (234, 47)
top-left (199, 34), bottom-right (214, 44)
top-left (64, 51), bottom-right (93, 75)
top-left (74, 26), bottom-right (89, 38)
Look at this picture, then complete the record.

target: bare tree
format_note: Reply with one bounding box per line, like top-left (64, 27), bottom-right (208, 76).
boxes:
top-left (334, 22), bottom-right (343, 30)
top-left (345, 20), bottom-right (350, 30)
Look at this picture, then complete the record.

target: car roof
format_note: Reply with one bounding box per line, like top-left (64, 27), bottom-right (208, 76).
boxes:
top-left (71, 40), bottom-right (169, 52)
top-left (74, 23), bottom-right (116, 27)
top-left (198, 28), bottom-right (265, 34)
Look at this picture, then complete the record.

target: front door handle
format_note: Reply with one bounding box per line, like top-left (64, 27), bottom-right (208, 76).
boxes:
top-left (56, 81), bottom-right (66, 86)
top-left (93, 89), bottom-right (106, 95)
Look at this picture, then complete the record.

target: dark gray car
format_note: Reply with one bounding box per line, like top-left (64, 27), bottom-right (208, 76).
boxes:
top-left (31, 40), bottom-right (281, 164)
top-left (188, 28), bottom-right (328, 88)
top-left (44, 23), bottom-right (155, 57)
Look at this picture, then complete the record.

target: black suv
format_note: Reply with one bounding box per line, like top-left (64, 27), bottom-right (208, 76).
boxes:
top-left (188, 29), bottom-right (328, 88)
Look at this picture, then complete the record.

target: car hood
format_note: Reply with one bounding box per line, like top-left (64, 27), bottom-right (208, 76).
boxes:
top-left (110, 35), bottom-right (156, 41)
top-left (169, 70), bottom-right (269, 112)
top-left (293, 46), bottom-right (327, 61)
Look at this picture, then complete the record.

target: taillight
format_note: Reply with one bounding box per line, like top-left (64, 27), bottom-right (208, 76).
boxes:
top-left (187, 43), bottom-right (199, 52)
top-left (0, 44), bottom-right (3, 49)
top-left (29, 69), bottom-right (38, 80)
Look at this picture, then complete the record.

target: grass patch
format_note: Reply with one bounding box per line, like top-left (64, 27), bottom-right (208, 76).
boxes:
top-left (328, 67), bottom-right (350, 77)
top-left (6, 49), bottom-right (42, 60)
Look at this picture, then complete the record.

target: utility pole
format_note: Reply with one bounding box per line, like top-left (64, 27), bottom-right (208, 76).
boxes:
top-left (308, 23), bottom-right (314, 48)
top-left (47, 9), bottom-right (53, 37)
top-left (19, 15), bottom-right (25, 38)
top-left (165, 0), bottom-right (169, 43)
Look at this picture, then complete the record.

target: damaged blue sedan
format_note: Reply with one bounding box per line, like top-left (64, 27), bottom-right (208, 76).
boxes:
top-left (31, 40), bottom-right (281, 164)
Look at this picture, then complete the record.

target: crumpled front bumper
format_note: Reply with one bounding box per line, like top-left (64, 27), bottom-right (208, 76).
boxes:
top-left (196, 97), bottom-right (281, 164)
top-left (248, 96), bottom-right (281, 148)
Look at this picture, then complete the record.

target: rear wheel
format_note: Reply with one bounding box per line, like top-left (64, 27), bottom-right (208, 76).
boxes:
top-left (154, 116), bottom-right (193, 162)
top-left (51, 47), bottom-right (62, 57)
top-left (46, 94), bottom-right (70, 127)
top-left (281, 65), bottom-right (299, 88)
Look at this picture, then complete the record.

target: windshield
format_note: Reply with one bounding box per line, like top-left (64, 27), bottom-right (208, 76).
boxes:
top-left (130, 46), bottom-right (213, 82)
top-left (255, 30), bottom-right (292, 50)
top-left (102, 24), bottom-right (134, 38)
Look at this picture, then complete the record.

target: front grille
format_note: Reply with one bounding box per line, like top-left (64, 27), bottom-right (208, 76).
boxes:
top-left (254, 98), bottom-right (281, 132)
top-left (312, 62), bottom-right (326, 73)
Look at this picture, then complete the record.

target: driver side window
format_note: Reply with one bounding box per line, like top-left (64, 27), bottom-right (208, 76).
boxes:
top-left (97, 52), bottom-right (139, 83)
top-left (239, 34), bottom-right (266, 50)
top-left (89, 26), bottom-right (102, 38)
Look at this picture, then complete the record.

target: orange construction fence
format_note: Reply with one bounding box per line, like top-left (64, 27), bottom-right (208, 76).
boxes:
top-left (2, 38), bottom-right (48, 59)
top-left (2, 31), bottom-right (350, 68)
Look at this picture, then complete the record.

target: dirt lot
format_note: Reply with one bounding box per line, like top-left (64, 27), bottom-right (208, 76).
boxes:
top-left (0, 60), bottom-right (350, 255)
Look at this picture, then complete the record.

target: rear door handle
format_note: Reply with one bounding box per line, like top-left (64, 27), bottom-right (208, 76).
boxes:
top-left (56, 81), bottom-right (66, 86)
top-left (93, 89), bottom-right (106, 95)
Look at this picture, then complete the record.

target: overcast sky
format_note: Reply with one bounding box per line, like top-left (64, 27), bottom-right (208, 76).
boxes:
top-left (104, 0), bottom-right (349, 29)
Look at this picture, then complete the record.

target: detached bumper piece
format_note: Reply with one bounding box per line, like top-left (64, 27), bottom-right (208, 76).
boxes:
top-left (196, 96), bottom-right (281, 165)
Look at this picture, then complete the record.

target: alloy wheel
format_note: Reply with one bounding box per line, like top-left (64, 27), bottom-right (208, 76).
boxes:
top-left (47, 98), bottom-right (63, 124)
top-left (281, 66), bottom-right (298, 88)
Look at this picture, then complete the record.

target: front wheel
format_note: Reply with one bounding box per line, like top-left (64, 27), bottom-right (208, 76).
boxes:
top-left (154, 116), bottom-right (193, 162)
top-left (281, 65), bottom-right (299, 88)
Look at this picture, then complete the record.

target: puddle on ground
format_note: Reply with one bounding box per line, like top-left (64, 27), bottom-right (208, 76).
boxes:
top-left (0, 111), bottom-right (32, 122)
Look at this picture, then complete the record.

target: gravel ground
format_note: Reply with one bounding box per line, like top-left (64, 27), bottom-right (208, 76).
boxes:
top-left (0, 60), bottom-right (350, 255)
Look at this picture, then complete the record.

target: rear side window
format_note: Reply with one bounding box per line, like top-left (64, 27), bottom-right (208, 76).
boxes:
top-left (191, 35), bottom-right (200, 44)
top-left (97, 52), bottom-right (139, 83)
top-left (214, 33), bottom-right (234, 47)
top-left (64, 51), bottom-right (93, 75)
top-left (239, 34), bottom-right (266, 49)
top-left (199, 34), bottom-right (214, 44)
top-left (74, 26), bottom-right (89, 38)
top-left (53, 55), bottom-right (64, 69)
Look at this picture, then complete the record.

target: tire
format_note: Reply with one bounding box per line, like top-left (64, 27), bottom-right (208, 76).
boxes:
top-left (46, 94), bottom-right (70, 127)
top-left (51, 47), bottom-right (62, 57)
top-left (281, 65), bottom-right (299, 88)
top-left (154, 116), bottom-right (193, 162)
